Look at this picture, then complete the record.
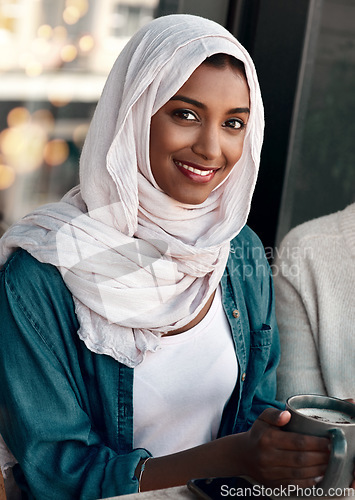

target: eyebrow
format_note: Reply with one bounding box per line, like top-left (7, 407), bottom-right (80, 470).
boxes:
top-left (170, 94), bottom-right (250, 114)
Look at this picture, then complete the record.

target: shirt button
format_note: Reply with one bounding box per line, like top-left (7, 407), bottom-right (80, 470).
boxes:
top-left (241, 373), bottom-right (246, 381)
top-left (232, 309), bottom-right (239, 318)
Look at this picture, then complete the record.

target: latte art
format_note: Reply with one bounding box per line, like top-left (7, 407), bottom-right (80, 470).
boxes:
top-left (297, 407), bottom-right (355, 424)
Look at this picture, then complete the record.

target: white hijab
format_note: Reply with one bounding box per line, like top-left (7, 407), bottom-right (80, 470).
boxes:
top-left (0, 14), bottom-right (264, 368)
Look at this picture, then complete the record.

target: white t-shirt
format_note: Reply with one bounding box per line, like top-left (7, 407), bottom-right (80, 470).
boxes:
top-left (133, 286), bottom-right (238, 457)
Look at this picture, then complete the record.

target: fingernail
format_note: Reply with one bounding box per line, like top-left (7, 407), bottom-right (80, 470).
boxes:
top-left (314, 476), bottom-right (323, 484)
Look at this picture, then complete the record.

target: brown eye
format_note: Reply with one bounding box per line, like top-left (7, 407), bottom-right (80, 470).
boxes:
top-left (224, 118), bottom-right (244, 130)
top-left (173, 109), bottom-right (198, 121)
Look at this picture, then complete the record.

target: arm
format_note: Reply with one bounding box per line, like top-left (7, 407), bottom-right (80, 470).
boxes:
top-left (138, 409), bottom-right (330, 491)
top-left (0, 251), bottom-right (149, 499)
top-left (273, 233), bottom-right (327, 402)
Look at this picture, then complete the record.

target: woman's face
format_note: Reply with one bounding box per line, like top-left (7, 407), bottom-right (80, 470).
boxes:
top-left (149, 62), bottom-right (250, 205)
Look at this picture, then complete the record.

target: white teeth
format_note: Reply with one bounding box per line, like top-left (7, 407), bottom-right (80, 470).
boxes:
top-left (175, 161), bottom-right (213, 177)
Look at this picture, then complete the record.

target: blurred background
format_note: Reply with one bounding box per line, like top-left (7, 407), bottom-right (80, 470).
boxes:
top-left (0, 0), bottom-right (354, 252)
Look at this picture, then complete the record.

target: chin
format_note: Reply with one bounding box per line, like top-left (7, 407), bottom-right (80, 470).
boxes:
top-left (171, 192), bottom-right (209, 205)
top-left (166, 183), bottom-right (214, 205)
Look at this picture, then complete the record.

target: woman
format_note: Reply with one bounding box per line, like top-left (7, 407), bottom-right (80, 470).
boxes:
top-left (0, 14), bottom-right (330, 499)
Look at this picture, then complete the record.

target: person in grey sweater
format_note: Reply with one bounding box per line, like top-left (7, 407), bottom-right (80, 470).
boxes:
top-left (274, 203), bottom-right (355, 403)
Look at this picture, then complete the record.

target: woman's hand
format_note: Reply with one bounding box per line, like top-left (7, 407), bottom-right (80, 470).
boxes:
top-left (239, 408), bottom-right (330, 488)
top-left (138, 408), bottom-right (332, 492)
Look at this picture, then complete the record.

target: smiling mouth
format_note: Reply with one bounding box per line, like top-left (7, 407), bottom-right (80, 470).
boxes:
top-left (174, 160), bottom-right (216, 177)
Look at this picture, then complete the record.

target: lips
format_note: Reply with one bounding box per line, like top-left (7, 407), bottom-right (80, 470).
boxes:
top-left (174, 160), bottom-right (218, 183)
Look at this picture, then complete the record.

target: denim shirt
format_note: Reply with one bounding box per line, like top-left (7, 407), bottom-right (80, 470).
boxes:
top-left (0, 225), bottom-right (282, 500)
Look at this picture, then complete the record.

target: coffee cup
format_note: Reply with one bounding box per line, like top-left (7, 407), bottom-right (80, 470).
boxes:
top-left (285, 394), bottom-right (355, 494)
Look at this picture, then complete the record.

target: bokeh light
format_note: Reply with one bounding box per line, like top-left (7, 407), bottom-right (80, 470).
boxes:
top-left (0, 163), bottom-right (16, 190)
top-left (19, 50), bottom-right (44, 77)
top-left (0, 107), bottom-right (70, 183)
top-left (25, 61), bottom-right (43, 77)
top-left (67, 0), bottom-right (89, 16)
top-left (43, 139), bottom-right (69, 166)
top-left (73, 123), bottom-right (90, 148)
top-left (7, 107), bottom-right (31, 128)
top-left (60, 44), bottom-right (78, 62)
top-left (0, 123), bottom-right (47, 173)
top-left (37, 24), bottom-right (53, 39)
top-left (53, 26), bottom-right (68, 40)
top-left (63, 6), bottom-right (80, 25)
top-left (47, 91), bottom-right (72, 107)
top-left (32, 109), bottom-right (55, 133)
top-left (79, 34), bottom-right (94, 52)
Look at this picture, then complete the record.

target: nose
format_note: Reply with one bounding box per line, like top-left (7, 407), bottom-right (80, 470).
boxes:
top-left (191, 125), bottom-right (222, 162)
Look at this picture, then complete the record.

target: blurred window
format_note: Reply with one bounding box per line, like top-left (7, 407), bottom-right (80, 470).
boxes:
top-left (276, 0), bottom-right (355, 243)
top-left (111, 2), bottom-right (156, 37)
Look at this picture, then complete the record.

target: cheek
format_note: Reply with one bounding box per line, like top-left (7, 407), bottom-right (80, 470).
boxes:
top-left (164, 120), bottom-right (189, 144)
top-left (149, 120), bottom-right (167, 169)
top-left (226, 135), bottom-right (246, 167)
top-left (151, 120), bottom-right (171, 155)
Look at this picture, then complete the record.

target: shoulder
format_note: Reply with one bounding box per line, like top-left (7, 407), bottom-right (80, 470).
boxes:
top-left (277, 208), bottom-right (346, 254)
top-left (226, 226), bottom-right (272, 301)
top-left (0, 249), bottom-right (77, 335)
top-left (2, 247), bottom-right (61, 279)
top-left (1, 248), bottom-right (69, 300)
top-left (231, 224), bottom-right (264, 249)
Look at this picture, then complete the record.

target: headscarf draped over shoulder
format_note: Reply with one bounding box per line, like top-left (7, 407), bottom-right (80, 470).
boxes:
top-left (0, 14), bottom-right (264, 367)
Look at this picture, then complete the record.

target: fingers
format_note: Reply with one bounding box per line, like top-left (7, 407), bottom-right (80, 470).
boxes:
top-left (253, 413), bottom-right (330, 453)
top-left (351, 467), bottom-right (355, 489)
top-left (263, 463), bottom-right (328, 484)
top-left (254, 430), bottom-right (329, 469)
top-left (251, 447), bottom-right (329, 489)
top-left (257, 407), bottom-right (291, 427)
top-left (253, 447), bottom-right (329, 489)
top-left (273, 429), bottom-right (330, 452)
top-left (247, 409), bottom-right (331, 489)
top-left (247, 425), bottom-right (330, 488)
top-left (263, 447), bottom-right (329, 468)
